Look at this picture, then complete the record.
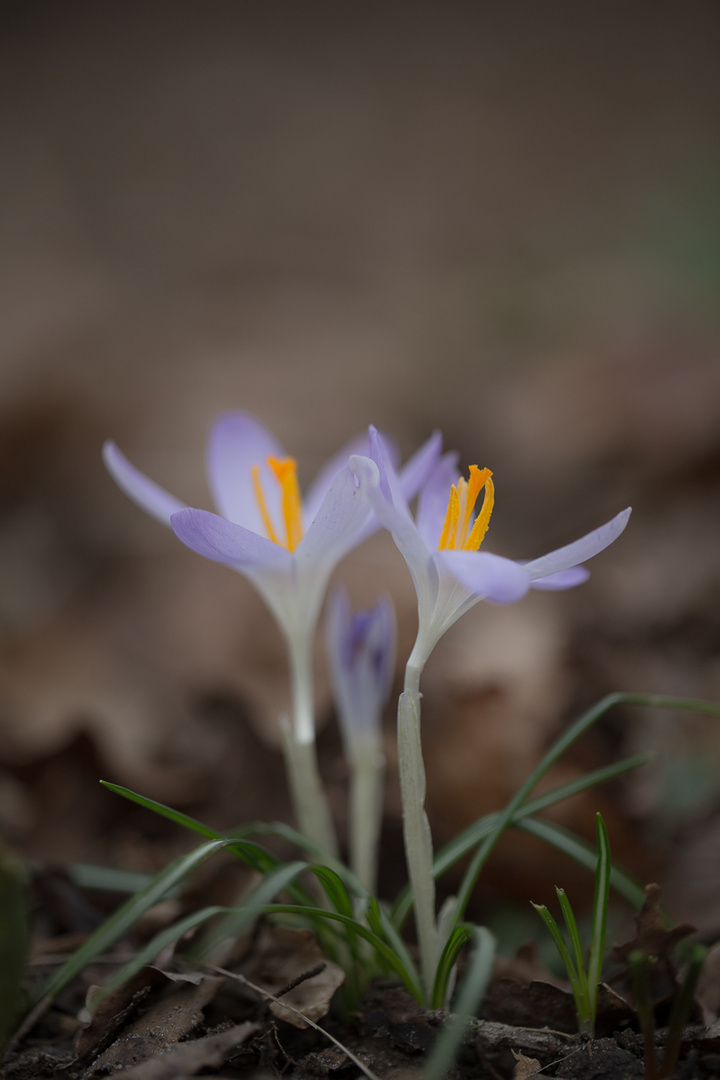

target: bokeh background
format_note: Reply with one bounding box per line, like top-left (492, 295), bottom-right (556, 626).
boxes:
top-left (1, 1), bottom-right (719, 936)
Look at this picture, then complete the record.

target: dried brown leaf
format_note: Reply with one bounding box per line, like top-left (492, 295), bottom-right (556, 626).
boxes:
top-left (611, 884), bottom-right (695, 965)
top-left (107, 1021), bottom-right (258, 1080)
top-left (512, 1049), bottom-right (542, 1078)
top-left (240, 924), bottom-right (344, 1029)
top-left (83, 975), bottom-right (225, 1076)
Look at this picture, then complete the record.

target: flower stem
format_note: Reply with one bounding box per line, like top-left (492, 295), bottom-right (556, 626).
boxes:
top-left (397, 661), bottom-right (437, 1002)
top-left (348, 742), bottom-right (385, 895)
top-left (281, 723), bottom-right (339, 860)
top-left (281, 630), bottom-right (339, 860)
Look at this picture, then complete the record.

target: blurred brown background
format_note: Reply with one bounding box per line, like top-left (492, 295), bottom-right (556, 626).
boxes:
top-left (1, 1), bottom-right (719, 930)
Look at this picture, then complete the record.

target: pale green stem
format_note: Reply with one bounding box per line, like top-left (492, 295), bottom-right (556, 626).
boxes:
top-left (280, 722), bottom-right (339, 860)
top-left (348, 741), bottom-right (385, 896)
top-left (398, 657), bottom-right (438, 1002)
top-left (281, 630), bottom-right (339, 860)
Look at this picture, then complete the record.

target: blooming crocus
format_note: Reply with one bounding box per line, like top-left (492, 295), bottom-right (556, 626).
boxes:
top-left (326, 588), bottom-right (396, 892)
top-left (103, 411), bottom-right (439, 855)
top-left (350, 428), bottom-right (631, 999)
top-left (352, 428), bottom-right (631, 687)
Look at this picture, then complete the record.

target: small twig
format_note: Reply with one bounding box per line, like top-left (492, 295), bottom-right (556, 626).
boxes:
top-left (274, 962), bottom-right (326, 999)
top-left (207, 963), bottom-right (381, 1080)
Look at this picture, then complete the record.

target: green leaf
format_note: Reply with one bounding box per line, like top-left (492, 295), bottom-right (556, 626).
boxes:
top-left (190, 861), bottom-right (314, 964)
top-left (586, 813), bottom-right (611, 1024)
top-left (395, 692), bottom-right (720, 932)
top-left (31, 838), bottom-right (231, 1008)
top-left (423, 926), bottom-right (495, 1080)
top-left (531, 903), bottom-right (580, 987)
top-left (392, 752), bottom-right (652, 928)
top-left (431, 924), bottom-right (470, 1010)
top-left (557, 888), bottom-right (586, 987)
top-left (0, 839), bottom-right (29, 1056)
top-left (517, 817), bottom-right (648, 911)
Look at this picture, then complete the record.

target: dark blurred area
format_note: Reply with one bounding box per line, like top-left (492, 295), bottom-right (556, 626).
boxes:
top-left (0, 1), bottom-right (719, 928)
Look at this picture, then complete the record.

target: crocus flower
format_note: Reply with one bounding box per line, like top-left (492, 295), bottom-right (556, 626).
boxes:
top-left (351, 429), bottom-right (631, 999)
top-left (352, 428), bottom-right (631, 684)
top-left (103, 411), bottom-right (440, 744)
top-left (325, 587), bottom-right (396, 762)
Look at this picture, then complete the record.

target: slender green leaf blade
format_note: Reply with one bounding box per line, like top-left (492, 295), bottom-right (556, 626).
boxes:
top-left (517, 817), bottom-right (648, 911)
top-left (556, 888), bottom-right (587, 988)
top-left (32, 838), bottom-right (230, 1006)
top-left (392, 751), bottom-right (652, 928)
top-left (423, 926), bottom-right (495, 1080)
top-left (586, 813), bottom-right (611, 1022)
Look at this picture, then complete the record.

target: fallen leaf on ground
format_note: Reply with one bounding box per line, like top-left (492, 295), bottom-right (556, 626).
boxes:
top-left (83, 974), bottom-right (225, 1076)
top-left (240, 923), bottom-right (345, 1028)
top-left (512, 1049), bottom-right (542, 1077)
top-left (108, 1021), bottom-right (259, 1080)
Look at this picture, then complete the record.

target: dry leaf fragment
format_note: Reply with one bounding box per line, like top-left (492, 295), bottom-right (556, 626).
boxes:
top-left (512, 1049), bottom-right (542, 1078)
top-left (611, 883), bottom-right (697, 1009)
top-left (83, 975), bottom-right (225, 1076)
top-left (111, 1021), bottom-right (259, 1080)
top-left (611, 884), bottom-right (695, 965)
top-left (241, 924), bottom-right (345, 1028)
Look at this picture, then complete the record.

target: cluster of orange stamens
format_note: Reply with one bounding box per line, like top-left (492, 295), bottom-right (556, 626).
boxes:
top-left (437, 465), bottom-right (494, 551)
top-left (252, 457), bottom-right (304, 551)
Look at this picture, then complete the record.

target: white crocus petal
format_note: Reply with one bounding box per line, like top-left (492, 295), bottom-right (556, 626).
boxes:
top-left (523, 507), bottom-right (631, 579)
top-left (206, 410), bottom-right (285, 530)
top-left (103, 441), bottom-right (186, 526)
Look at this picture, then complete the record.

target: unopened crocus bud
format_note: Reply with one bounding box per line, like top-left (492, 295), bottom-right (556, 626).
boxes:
top-left (326, 586), bottom-right (396, 894)
top-left (326, 587), bottom-right (396, 761)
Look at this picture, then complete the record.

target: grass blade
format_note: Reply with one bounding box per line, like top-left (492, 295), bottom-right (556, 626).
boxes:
top-left (531, 903), bottom-right (580, 987)
top-left (431, 924), bottom-right (470, 1010)
top-left (31, 838), bottom-right (231, 1007)
top-left (392, 752), bottom-right (652, 928)
top-left (516, 817), bottom-right (648, 912)
top-left (557, 888), bottom-right (586, 985)
top-left (423, 926), bottom-right (495, 1080)
top-left (586, 813), bottom-right (611, 1023)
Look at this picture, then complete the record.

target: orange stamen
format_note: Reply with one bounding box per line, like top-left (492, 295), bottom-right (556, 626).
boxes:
top-left (464, 473), bottom-right (494, 550)
top-left (437, 465), bottom-right (494, 551)
top-left (268, 456), bottom-right (304, 552)
top-left (438, 484), bottom-right (461, 550)
top-left (252, 463), bottom-right (280, 545)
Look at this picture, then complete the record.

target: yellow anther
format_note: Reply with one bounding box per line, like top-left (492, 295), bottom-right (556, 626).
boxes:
top-left (438, 484), bottom-right (461, 550)
top-left (252, 463), bottom-right (280, 545)
top-left (252, 457), bottom-right (305, 551)
top-left (268, 456), bottom-right (304, 552)
top-left (438, 465), bottom-right (494, 552)
top-left (464, 471), bottom-right (494, 550)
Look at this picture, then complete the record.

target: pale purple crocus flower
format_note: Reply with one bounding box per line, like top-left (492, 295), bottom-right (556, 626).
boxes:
top-left (352, 428), bottom-right (631, 690)
top-left (350, 428), bottom-right (631, 997)
top-left (103, 412), bottom-right (439, 857)
top-left (104, 412), bottom-right (440, 744)
top-left (325, 587), bottom-right (396, 893)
